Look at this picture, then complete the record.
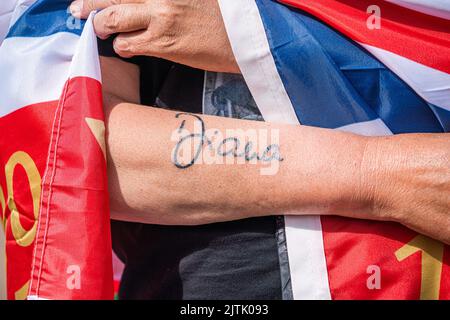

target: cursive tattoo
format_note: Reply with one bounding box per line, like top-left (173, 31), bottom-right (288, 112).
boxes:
top-left (172, 113), bottom-right (284, 169)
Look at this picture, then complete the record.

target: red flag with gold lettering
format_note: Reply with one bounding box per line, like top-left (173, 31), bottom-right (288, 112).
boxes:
top-left (0, 0), bottom-right (113, 300)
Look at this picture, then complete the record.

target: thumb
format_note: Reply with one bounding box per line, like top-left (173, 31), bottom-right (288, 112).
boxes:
top-left (70, 0), bottom-right (143, 19)
top-left (113, 31), bottom-right (154, 58)
top-left (94, 4), bottom-right (150, 39)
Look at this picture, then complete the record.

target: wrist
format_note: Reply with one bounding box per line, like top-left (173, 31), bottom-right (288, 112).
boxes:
top-left (358, 136), bottom-right (404, 223)
top-left (285, 128), bottom-right (377, 218)
top-left (316, 134), bottom-right (387, 221)
top-left (331, 134), bottom-right (379, 219)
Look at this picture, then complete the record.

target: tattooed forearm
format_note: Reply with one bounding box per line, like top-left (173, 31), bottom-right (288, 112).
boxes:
top-left (171, 113), bottom-right (284, 169)
top-left (172, 113), bottom-right (207, 169)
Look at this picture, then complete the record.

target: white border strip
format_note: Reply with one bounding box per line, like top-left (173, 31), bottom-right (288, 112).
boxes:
top-left (0, 33), bottom-right (78, 118)
top-left (0, 0), bottom-right (17, 46)
top-left (361, 43), bottom-right (450, 112)
top-left (218, 0), bottom-right (331, 300)
top-left (337, 118), bottom-right (392, 136)
top-left (0, 14), bottom-right (100, 119)
top-left (218, 0), bottom-right (298, 126)
top-left (386, 0), bottom-right (450, 20)
top-left (69, 13), bottom-right (101, 82)
top-left (0, 0), bottom-right (38, 46)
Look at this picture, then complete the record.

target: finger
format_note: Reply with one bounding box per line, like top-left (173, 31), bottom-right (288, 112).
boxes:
top-left (113, 31), bottom-right (152, 58)
top-left (94, 4), bottom-right (151, 40)
top-left (70, 0), bottom-right (144, 19)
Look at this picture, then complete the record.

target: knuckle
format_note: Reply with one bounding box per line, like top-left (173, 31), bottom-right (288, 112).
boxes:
top-left (147, 30), bottom-right (176, 55)
top-left (104, 8), bottom-right (121, 31)
top-left (148, 20), bottom-right (177, 52)
top-left (158, 35), bottom-right (177, 52)
top-left (154, 2), bottom-right (177, 25)
top-left (158, 5), bottom-right (173, 19)
top-left (85, 0), bottom-right (94, 10)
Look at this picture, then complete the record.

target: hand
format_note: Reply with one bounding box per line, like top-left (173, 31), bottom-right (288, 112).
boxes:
top-left (70, 0), bottom-right (240, 73)
top-left (363, 134), bottom-right (450, 245)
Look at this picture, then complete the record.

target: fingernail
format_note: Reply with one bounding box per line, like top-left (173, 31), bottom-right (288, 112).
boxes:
top-left (70, 1), bottom-right (82, 18)
top-left (114, 39), bottom-right (129, 51)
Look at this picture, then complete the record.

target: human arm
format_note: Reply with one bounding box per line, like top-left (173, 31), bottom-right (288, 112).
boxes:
top-left (71, 0), bottom-right (239, 73)
top-left (102, 57), bottom-right (450, 244)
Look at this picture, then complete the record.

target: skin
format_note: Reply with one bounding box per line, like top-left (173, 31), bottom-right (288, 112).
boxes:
top-left (102, 56), bottom-right (450, 244)
top-left (70, 0), bottom-right (239, 73)
top-left (70, 1), bottom-right (450, 243)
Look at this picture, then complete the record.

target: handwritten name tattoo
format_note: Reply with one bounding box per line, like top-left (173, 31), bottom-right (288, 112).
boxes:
top-left (172, 113), bottom-right (284, 169)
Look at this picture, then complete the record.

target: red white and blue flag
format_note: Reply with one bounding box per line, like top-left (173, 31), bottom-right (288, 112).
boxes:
top-left (0, 0), bottom-right (113, 300)
top-left (219, 0), bottom-right (450, 299)
top-left (1, 0), bottom-right (449, 300)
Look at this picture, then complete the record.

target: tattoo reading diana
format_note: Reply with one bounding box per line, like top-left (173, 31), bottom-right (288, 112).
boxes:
top-left (171, 113), bottom-right (284, 172)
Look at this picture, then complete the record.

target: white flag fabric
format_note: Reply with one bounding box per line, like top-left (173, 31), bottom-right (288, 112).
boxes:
top-left (0, 0), bottom-right (114, 300)
top-left (0, 0), bottom-right (37, 45)
top-left (0, 0), bottom-right (17, 44)
top-left (387, 0), bottom-right (450, 20)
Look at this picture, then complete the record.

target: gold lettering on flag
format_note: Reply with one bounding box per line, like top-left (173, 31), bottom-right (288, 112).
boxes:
top-left (395, 235), bottom-right (444, 300)
top-left (14, 281), bottom-right (29, 301)
top-left (85, 118), bottom-right (106, 161)
top-left (5, 152), bottom-right (41, 247)
top-left (1, 151), bottom-right (41, 299)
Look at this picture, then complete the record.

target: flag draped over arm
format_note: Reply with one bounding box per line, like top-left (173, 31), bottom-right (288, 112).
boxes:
top-left (218, 0), bottom-right (450, 300)
top-left (1, 0), bottom-right (449, 301)
top-left (0, 0), bottom-right (113, 300)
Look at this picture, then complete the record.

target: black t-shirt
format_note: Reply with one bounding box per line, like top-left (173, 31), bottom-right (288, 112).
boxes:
top-left (99, 38), bottom-right (287, 300)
